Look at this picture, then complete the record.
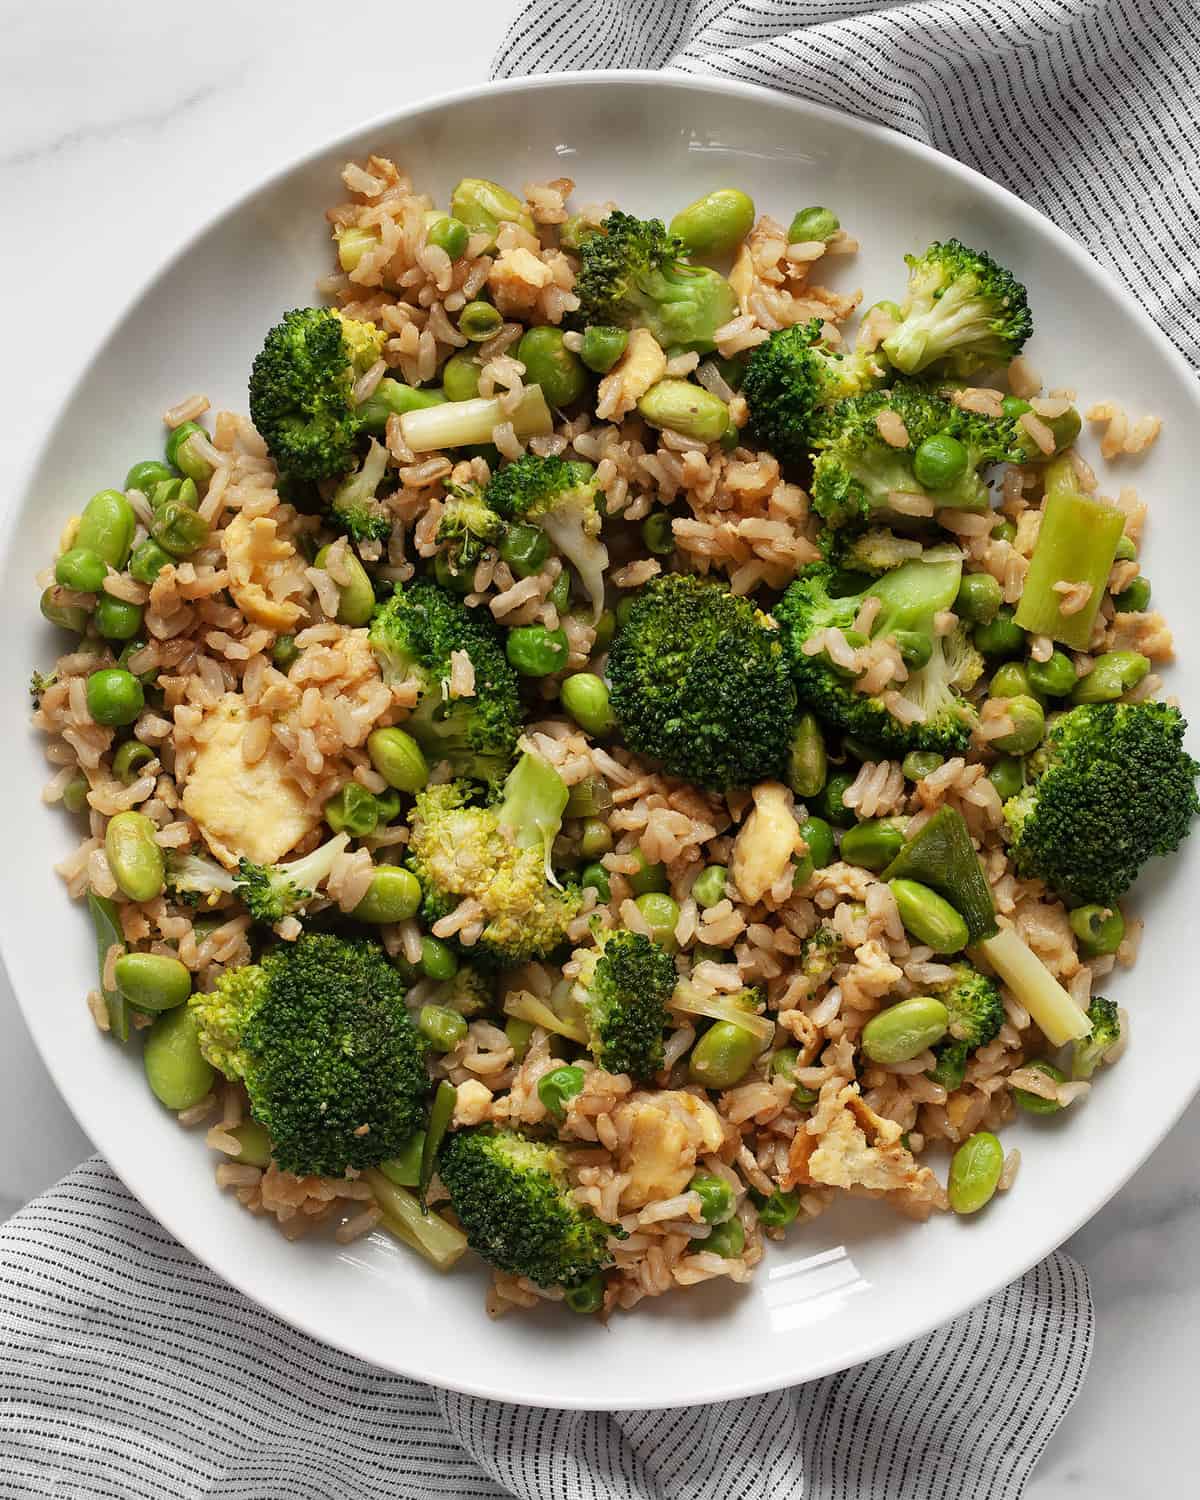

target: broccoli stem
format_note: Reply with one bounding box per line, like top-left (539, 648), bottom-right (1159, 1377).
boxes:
top-left (357, 378), bottom-right (446, 434)
top-left (378, 1131), bottom-right (425, 1188)
top-left (363, 1168), bottom-right (468, 1271)
top-left (975, 925), bottom-right (1092, 1045)
top-left (503, 990), bottom-right (589, 1045)
top-left (497, 751), bottom-right (570, 859)
top-left (419, 1080), bottom-right (457, 1203)
top-left (1013, 458), bottom-right (1125, 649)
top-left (401, 386), bottom-right (553, 452)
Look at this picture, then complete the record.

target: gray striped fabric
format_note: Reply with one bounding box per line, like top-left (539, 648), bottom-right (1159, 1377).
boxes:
top-left (0, 1159), bottom-right (1090, 1496)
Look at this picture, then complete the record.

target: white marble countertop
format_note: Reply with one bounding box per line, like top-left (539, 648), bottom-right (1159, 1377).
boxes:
top-left (1, 3), bottom-right (1194, 1490)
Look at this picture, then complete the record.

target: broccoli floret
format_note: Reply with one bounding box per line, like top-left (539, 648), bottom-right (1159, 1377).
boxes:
top-left (572, 927), bottom-right (678, 1080)
top-left (30, 669), bottom-right (57, 706)
top-left (189, 933), bottom-right (428, 1178)
top-left (881, 239), bottom-right (1032, 377)
top-left (1071, 997), bottom-right (1121, 1080)
top-left (166, 834), bottom-right (351, 923)
top-left (742, 320), bottom-right (886, 466)
top-left (485, 454), bottom-right (608, 619)
top-left (925, 961), bottom-right (1004, 1090)
top-left (832, 528), bottom-right (928, 576)
top-left (436, 483), bottom-right (505, 576)
top-left (810, 387), bottom-right (1012, 529)
top-left (572, 210), bottom-right (736, 354)
top-left (406, 750), bottom-right (583, 966)
top-left (439, 1127), bottom-right (613, 1287)
top-left (328, 438), bottom-right (392, 542)
top-left (435, 965), bottom-right (494, 1017)
top-left (608, 574), bottom-right (796, 791)
top-left (1004, 702), bottom-right (1200, 904)
top-left (248, 307), bottom-right (384, 482)
top-left (368, 580), bottom-right (520, 784)
top-left (777, 550), bottom-right (981, 755)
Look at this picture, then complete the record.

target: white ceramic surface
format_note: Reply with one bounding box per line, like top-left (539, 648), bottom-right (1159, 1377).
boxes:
top-left (3, 67), bottom-right (1198, 1412)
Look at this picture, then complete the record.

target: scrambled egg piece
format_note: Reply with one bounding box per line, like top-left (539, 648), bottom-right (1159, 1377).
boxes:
top-left (615, 1090), bottom-right (725, 1210)
top-left (731, 781), bottom-right (805, 905)
top-left (784, 1082), bottom-right (937, 1204)
top-left (222, 511), bottom-right (305, 632)
top-left (182, 694), bottom-right (319, 867)
top-left (597, 328), bottom-right (666, 421)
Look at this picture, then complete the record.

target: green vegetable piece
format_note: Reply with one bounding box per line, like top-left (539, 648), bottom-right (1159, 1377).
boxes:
top-left (129, 539), bottom-right (173, 585)
top-left (990, 694), bottom-right (1045, 755)
top-left (426, 213), bottom-right (470, 260)
top-left (105, 810), bottom-right (165, 902)
top-left (95, 595), bottom-right (144, 642)
top-left (87, 891), bottom-right (127, 1042)
top-left (705, 1216), bottom-right (745, 1258)
top-left (580, 326), bottom-right (628, 374)
top-left (641, 510), bottom-right (675, 555)
top-left (688, 1172), bottom-right (735, 1223)
top-left (61, 773), bottom-right (90, 815)
top-left (1113, 535), bottom-right (1136, 561)
top-left (889, 878), bottom-right (970, 954)
top-left (559, 673), bottom-right (615, 737)
top-left (517, 326), bottom-right (587, 407)
top-left (670, 189), bottom-right (756, 258)
top-left (974, 605), bottom-right (1025, 659)
top-left (991, 518), bottom-right (1017, 544)
top-left (420, 936), bottom-right (459, 982)
top-left (442, 353), bottom-right (483, 403)
top-left (548, 568), bottom-right (572, 614)
top-left (947, 1130), bottom-right (1004, 1214)
top-left (756, 1189), bottom-right (801, 1229)
top-left (799, 816), bottom-right (836, 869)
top-left (507, 624), bottom-right (569, 676)
top-left (505, 1018), bottom-right (536, 1061)
top-left (883, 804), bottom-right (997, 942)
top-left (459, 300), bottom-right (504, 342)
top-left (55, 547), bottom-right (107, 593)
top-left (628, 848), bottom-right (667, 895)
top-left (324, 782), bottom-right (379, 837)
top-left (228, 1121), bottom-right (273, 1169)
top-left (125, 460), bottom-right (175, 495)
top-left (580, 863), bottom-right (611, 901)
top-left (114, 952), bottom-right (192, 1013)
top-left (112, 739), bottom-right (155, 784)
top-left (902, 751), bottom-right (943, 782)
top-left (1012, 1060), bottom-right (1066, 1115)
top-left (990, 662), bottom-right (1036, 700)
top-left (563, 777), bottom-right (613, 820)
top-left (692, 865), bottom-right (728, 909)
top-left (564, 1273), bottom-right (606, 1314)
top-left (313, 543), bottom-right (375, 627)
top-left (591, 609), bottom-right (616, 652)
top-left (499, 521), bottom-right (550, 578)
top-left (688, 1016), bottom-right (762, 1090)
top-left (988, 755), bottom-right (1024, 801)
top-left (166, 421), bottom-right (213, 484)
top-left (449, 178), bottom-right (535, 249)
top-left (637, 378), bottom-right (729, 443)
top-left (352, 867), bottom-right (422, 924)
top-left (367, 727), bottom-right (430, 793)
top-left (840, 818), bottom-right (906, 872)
top-left (40, 587), bottom-right (88, 633)
top-left (1113, 575), bottom-right (1151, 613)
top-left (537, 1064), bottom-right (586, 1122)
top-left (579, 818), bottom-right (613, 859)
top-left (419, 1079), bottom-right (458, 1201)
top-left (861, 996), bottom-right (949, 1064)
top-left (271, 634), bottom-right (300, 671)
top-left (1070, 650), bottom-right (1150, 704)
top-left (770, 1047), bottom-right (818, 1108)
top-left (954, 572), bottom-right (1002, 625)
top-left (1027, 650), bottom-right (1077, 699)
top-left (151, 499), bottom-right (210, 558)
top-left (787, 713), bottom-right (827, 799)
top-left (1069, 904), bottom-right (1124, 957)
top-left (815, 771), bottom-right (856, 827)
top-left (76, 489), bottom-right (136, 569)
top-left (418, 1003), bottom-right (468, 1053)
top-left (143, 1007), bottom-right (215, 1111)
top-left (379, 1132), bottom-right (426, 1188)
top-left (788, 207), bottom-right (839, 243)
top-left (634, 892), bottom-right (680, 952)
top-left (913, 433), bottom-right (968, 490)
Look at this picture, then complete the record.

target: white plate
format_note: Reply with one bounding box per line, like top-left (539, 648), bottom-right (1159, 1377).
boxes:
top-left (3, 71), bottom-right (1198, 1410)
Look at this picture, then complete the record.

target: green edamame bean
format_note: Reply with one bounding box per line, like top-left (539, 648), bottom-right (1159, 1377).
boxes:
top-left (367, 727), bottom-right (429, 793)
top-left (902, 751), bottom-right (943, 782)
top-left (1113, 535), bottom-right (1137, 562)
top-left (125, 460), bottom-right (176, 495)
top-left (105, 811), bottom-right (165, 902)
top-left (1069, 903), bottom-right (1125, 957)
top-left (893, 630), bottom-right (933, 671)
top-left (669, 188), bottom-right (755, 258)
top-left (992, 518), bottom-right (1017, 544)
top-left (840, 818), bottom-right (906, 873)
top-left (770, 1047), bottom-right (819, 1108)
top-left (1070, 650), bottom-right (1150, 704)
top-left (418, 1003), bottom-right (468, 1053)
top-left (954, 572), bottom-right (1002, 625)
top-left (1012, 1060), bottom-right (1066, 1116)
top-left (324, 783), bottom-right (379, 837)
top-left (815, 772), bottom-right (856, 828)
top-left (1027, 650), bottom-right (1077, 699)
top-left (314, 544), bottom-right (375, 627)
top-left (76, 489), bottom-right (136, 569)
top-left (499, 521), bottom-right (550, 577)
top-left (114, 952), bottom-right (192, 1013)
top-left (973, 605), bottom-right (1025, 659)
top-left (580, 862), bottom-right (611, 901)
top-left (352, 866), bottom-right (422, 924)
top-left (580, 326), bottom-right (628, 374)
top-left (705, 1216), bottom-right (745, 1258)
top-left (988, 755), bottom-right (1024, 802)
top-left (564, 1272), bottom-right (605, 1314)
top-left (151, 500), bottom-right (210, 559)
top-left (166, 421), bottom-right (213, 484)
top-left (635, 892), bottom-right (680, 951)
top-left (799, 816), bottom-right (835, 869)
top-left (637, 379), bottom-right (729, 443)
top-left (506, 624), bottom-right (569, 676)
top-left (143, 1006), bottom-right (214, 1111)
top-left (61, 774), bottom-right (90, 815)
top-left (55, 547), bottom-right (107, 593)
top-left (459, 301), bottom-right (503, 342)
top-left (112, 739), bottom-right (155, 784)
top-left (421, 937), bottom-right (459, 982)
top-left (579, 818), bottom-right (613, 860)
top-left (449, 178), bottom-right (535, 248)
top-left (40, 587), bottom-right (88, 633)
top-left (559, 673), bottom-right (615, 736)
top-left (756, 1189), bottom-right (801, 1229)
top-left (641, 510), bottom-right (675, 555)
top-left (228, 1120), bottom-right (273, 1168)
top-left (692, 865), bottom-right (728, 909)
top-left (991, 694), bottom-right (1045, 755)
top-left (989, 662), bottom-right (1037, 700)
top-left (628, 848), bottom-right (667, 895)
top-left (688, 1172), bottom-right (735, 1223)
top-left (517, 326), bottom-right (587, 407)
top-left (889, 878), bottom-right (969, 954)
top-left (425, 212), bottom-right (470, 260)
top-left (787, 713), bottom-right (827, 799)
top-left (861, 996), bottom-right (949, 1065)
top-left (537, 1063), bottom-right (586, 1121)
top-left (272, 634), bottom-right (300, 671)
top-left (128, 539), bottom-right (173, 585)
top-left (442, 353), bottom-right (483, 402)
top-left (788, 206), bottom-right (840, 243)
top-left (913, 433), bottom-right (969, 490)
top-left (148, 476), bottom-right (199, 512)
top-left (947, 1131), bottom-right (1005, 1213)
top-left (86, 668), bottom-right (144, 727)
top-left (1113, 575), bottom-right (1151, 613)
top-left (95, 595), bottom-right (144, 642)
top-left (688, 1018), bottom-right (762, 1090)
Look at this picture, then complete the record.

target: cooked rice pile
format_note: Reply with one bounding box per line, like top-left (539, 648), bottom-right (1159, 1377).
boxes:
top-left (32, 156), bottom-right (1165, 1316)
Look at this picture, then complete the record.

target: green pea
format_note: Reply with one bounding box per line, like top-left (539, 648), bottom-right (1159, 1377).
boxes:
top-left (771, 1047), bottom-right (819, 1108)
top-left (564, 1273), bottom-right (605, 1314)
top-left (889, 879), bottom-right (969, 954)
top-left (459, 301), bottom-right (503, 342)
top-left (61, 774), bottom-right (90, 815)
top-left (505, 1017), bottom-right (536, 1061)
top-left (628, 848), bottom-right (668, 895)
top-left (151, 499), bottom-right (210, 559)
top-left (991, 694), bottom-right (1045, 755)
top-left (271, 634), bottom-right (300, 671)
top-left (705, 1216), bottom-right (745, 1258)
top-left (313, 544), bottom-right (375, 627)
top-left (988, 756), bottom-right (1024, 802)
top-left (112, 739), bottom-right (155, 783)
top-left (1113, 575), bottom-right (1151, 612)
top-left (1113, 535), bottom-right (1137, 562)
top-left (635, 892), bottom-right (680, 951)
top-left (105, 811), bottom-right (165, 902)
top-left (548, 568), bottom-right (572, 613)
top-left (449, 178), bottom-right (535, 249)
top-left (893, 630), bottom-right (933, 671)
top-left (669, 188), bottom-right (755, 258)
top-left (324, 783), bottom-right (379, 836)
top-left (637, 379), bottom-right (729, 443)
top-left (517, 326), bottom-right (587, 407)
top-left (143, 1006), bottom-right (214, 1111)
top-left (991, 518), bottom-right (1017, 545)
top-left (902, 751), bottom-right (943, 782)
top-left (114, 952), bottom-right (192, 1013)
top-left (166, 421), bottom-right (213, 484)
top-left (840, 818), bottom-right (906, 873)
top-left (86, 668), bottom-right (144, 727)
top-left (420, 937), bottom-right (459, 982)
top-left (861, 996), bottom-right (949, 1065)
top-left (418, 1003), bottom-right (468, 1053)
top-left (955, 572), bottom-right (1002, 625)
top-left (1070, 650), bottom-right (1150, 704)
top-left (913, 433), bottom-right (969, 490)
top-left (799, 816), bottom-right (836, 869)
top-left (579, 818), bottom-right (613, 860)
top-left (580, 862), bottom-right (611, 901)
top-left (537, 1064), bottom-right (586, 1122)
top-left (55, 547), bottom-right (107, 593)
top-left (558, 672), bottom-right (615, 737)
top-left (367, 727), bottom-right (430, 793)
top-left (989, 662), bottom-right (1036, 700)
top-left (507, 624), bottom-right (569, 676)
top-left (441, 353), bottom-right (483, 402)
top-left (125, 460), bottom-right (176, 495)
top-left (756, 1189), bottom-right (801, 1229)
top-left (228, 1120), bottom-right (273, 1168)
top-left (641, 511), bottom-right (675, 555)
top-left (689, 1172), bottom-right (735, 1223)
top-left (788, 206), bottom-right (839, 243)
top-left (974, 605), bottom-right (1025, 659)
top-left (1027, 650), bottom-right (1076, 698)
top-left (692, 865), bottom-right (728, 909)
top-left (1012, 1060), bottom-right (1066, 1116)
top-left (580, 326), bottom-right (628, 374)
top-left (691, 944), bottom-right (728, 965)
top-left (499, 521), bottom-right (550, 577)
top-left (353, 866), bottom-right (422, 924)
top-left (947, 1131), bottom-right (1005, 1213)
top-left (1069, 904), bottom-right (1125, 958)
top-left (688, 1018), bottom-right (761, 1090)
top-left (40, 586), bottom-right (88, 633)
top-left (95, 595), bottom-right (144, 642)
top-left (787, 713), bottom-right (827, 799)
top-left (128, 539), bottom-right (173, 585)
top-left (815, 772), bottom-right (856, 828)
top-left (591, 609), bottom-right (616, 653)
top-left (425, 212), bottom-right (470, 260)
top-left (76, 489), bottom-right (136, 569)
